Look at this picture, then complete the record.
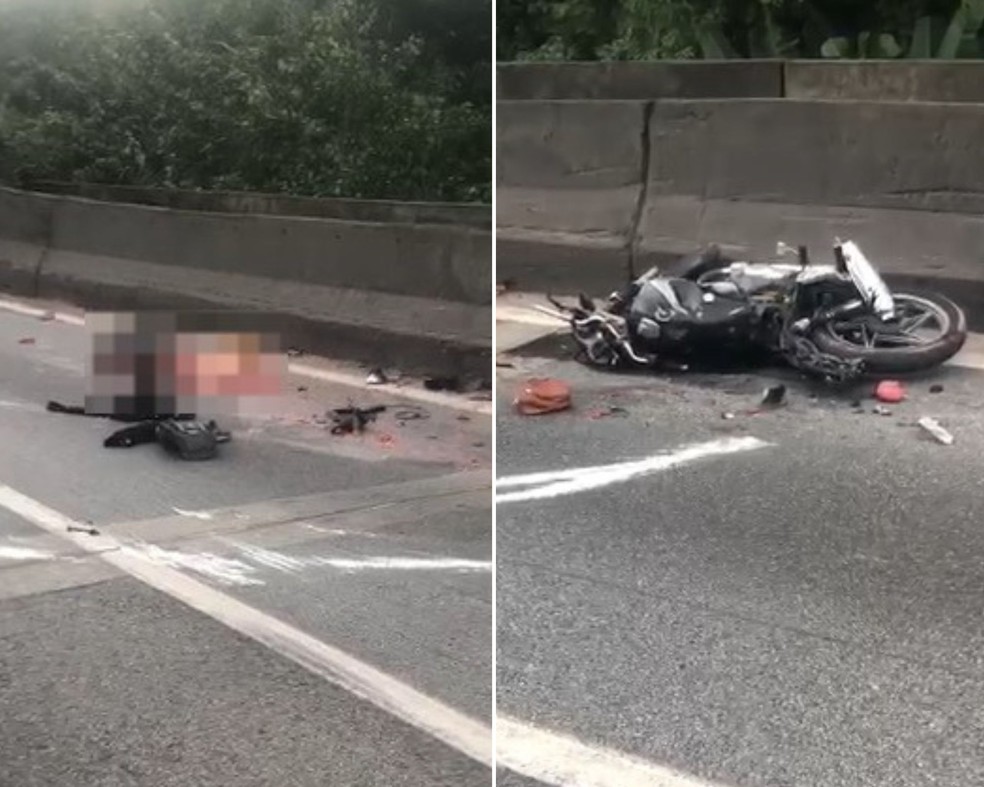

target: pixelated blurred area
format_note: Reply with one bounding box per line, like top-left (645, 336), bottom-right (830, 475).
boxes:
top-left (84, 311), bottom-right (286, 417)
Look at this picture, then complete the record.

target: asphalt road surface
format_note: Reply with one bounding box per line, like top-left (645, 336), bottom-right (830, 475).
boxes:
top-left (0, 296), bottom-right (493, 786)
top-left (496, 351), bottom-right (984, 787)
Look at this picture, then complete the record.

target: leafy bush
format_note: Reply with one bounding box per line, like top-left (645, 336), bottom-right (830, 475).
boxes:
top-left (498, 0), bottom-right (983, 62)
top-left (0, 0), bottom-right (491, 203)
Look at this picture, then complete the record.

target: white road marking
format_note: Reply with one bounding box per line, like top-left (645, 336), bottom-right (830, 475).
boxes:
top-left (0, 296), bottom-right (85, 326)
top-left (172, 507), bottom-right (214, 520)
top-left (233, 542), bottom-right (491, 575)
top-left (0, 483), bottom-right (492, 767)
top-left (496, 437), bottom-right (770, 504)
top-left (0, 399), bottom-right (43, 412)
top-left (0, 295), bottom-right (492, 415)
top-left (497, 715), bottom-right (730, 787)
top-left (315, 556), bottom-right (491, 572)
top-left (122, 541), bottom-right (262, 587)
top-left (0, 545), bottom-right (55, 561)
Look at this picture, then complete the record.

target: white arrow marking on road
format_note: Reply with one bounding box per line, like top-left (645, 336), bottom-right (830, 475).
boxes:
top-left (497, 714), bottom-right (733, 787)
top-left (495, 436), bottom-right (770, 504)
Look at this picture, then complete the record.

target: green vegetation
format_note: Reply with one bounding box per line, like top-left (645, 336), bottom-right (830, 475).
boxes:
top-left (498, 0), bottom-right (984, 61)
top-left (0, 0), bottom-right (491, 202)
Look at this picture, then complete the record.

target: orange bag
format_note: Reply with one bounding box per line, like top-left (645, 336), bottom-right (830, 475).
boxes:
top-left (514, 378), bottom-right (572, 416)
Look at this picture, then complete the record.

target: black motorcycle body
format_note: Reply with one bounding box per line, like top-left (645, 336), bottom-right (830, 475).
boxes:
top-left (563, 240), bottom-right (967, 382)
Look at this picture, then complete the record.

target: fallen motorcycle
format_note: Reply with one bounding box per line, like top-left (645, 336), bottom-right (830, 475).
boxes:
top-left (545, 240), bottom-right (967, 382)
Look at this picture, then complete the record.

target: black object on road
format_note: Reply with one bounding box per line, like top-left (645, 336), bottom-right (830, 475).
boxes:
top-left (760, 385), bottom-right (787, 407)
top-left (155, 419), bottom-right (229, 461)
top-left (424, 376), bottom-right (460, 392)
top-left (47, 400), bottom-right (229, 459)
top-left (331, 405), bottom-right (386, 435)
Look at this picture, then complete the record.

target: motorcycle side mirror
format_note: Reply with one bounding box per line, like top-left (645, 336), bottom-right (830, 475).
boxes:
top-left (797, 245), bottom-right (809, 268)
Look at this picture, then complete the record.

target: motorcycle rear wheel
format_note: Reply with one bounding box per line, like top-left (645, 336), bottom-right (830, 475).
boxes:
top-left (810, 292), bottom-right (967, 374)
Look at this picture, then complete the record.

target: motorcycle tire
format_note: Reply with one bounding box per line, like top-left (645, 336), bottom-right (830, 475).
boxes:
top-left (809, 292), bottom-right (967, 375)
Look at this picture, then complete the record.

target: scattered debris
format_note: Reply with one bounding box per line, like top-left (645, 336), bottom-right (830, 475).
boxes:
top-left (873, 405), bottom-right (892, 416)
top-left (875, 380), bottom-right (906, 404)
top-left (424, 376), bottom-right (460, 392)
top-left (67, 524), bottom-right (100, 536)
top-left (722, 412), bottom-right (736, 420)
top-left (393, 406), bottom-right (429, 424)
top-left (850, 399), bottom-right (862, 410)
top-left (456, 414), bottom-right (471, 422)
top-left (366, 368), bottom-right (388, 385)
top-left (462, 377), bottom-right (492, 394)
top-left (472, 441), bottom-right (485, 448)
top-left (497, 278), bottom-right (517, 296)
top-left (297, 385), bottom-right (308, 393)
top-left (496, 360), bottom-right (516, 368)
top-left (18, 337), bottom-right (35, 345)
top-left (918, 416), bottom-right (954, 445)
top-left (760, 385), bottom-right (787, 407)
top-left (40, 311), bottom-right (55, 321)
top-left (286, 347), bottom-right (304, 358)
top-left (930, 384), bottom-right (945, 394)
top-left (330, 405), bottom-right (386, 435)
top-left (587, 405), bottom-right (629, 420)
top-left (515, 378), bottom-right (572, 416)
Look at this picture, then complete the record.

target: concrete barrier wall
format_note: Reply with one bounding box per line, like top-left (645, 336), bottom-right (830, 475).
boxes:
top-left (28, 181), bottom-right (491, 229)
top-left (784, 61), bottom-right (984, 103)
top-left (497, 61), bottom-right (783, 100)
top-left (647, 99), bottom-right (984, 214)
top-left (1, 186), bottom-right (491, 306)
top-left (496, 96), bottom-right (984, 306)
top-left (498, 60), bottom-right (984, 103)
top-left (0, 186), bottom-right (492, 376)
top-left (497, 100), bottom-right (646, 189)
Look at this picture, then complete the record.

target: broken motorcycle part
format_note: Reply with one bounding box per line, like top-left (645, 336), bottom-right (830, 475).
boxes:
top-left (918, 417), bottom-right (954, 445)
top-left (760, 385), bottom-right (787, 407)
top-left (69, 526), bottom-right (100, 536)
top-left (330, 405), bottom-right (386, 435)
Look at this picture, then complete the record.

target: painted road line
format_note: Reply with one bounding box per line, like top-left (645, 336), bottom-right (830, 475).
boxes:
top-left (0, 483), bottom-right (493, 768)
top-left (0, 295), bottom-right (492, 416)
top-left (496, 437), bottom-right (770, 505)
top-left (0, 295), bottom-right (85, 326)
top-left (497, 715), bottom-right (731, 787)
top-left (0, 544), bottom-right (55, 561)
